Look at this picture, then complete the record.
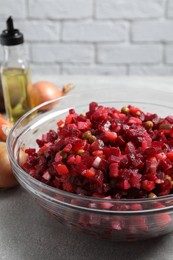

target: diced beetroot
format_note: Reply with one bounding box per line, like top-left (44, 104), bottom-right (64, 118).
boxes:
top-left (108, 155), bottom-right (122, 163)
top-left (167, 152), bottom-right (173, 161)
top-left (145, 173), bottom-right (159, 182)
top-left (158, 179), bottom-right (172, 196)
top-left (77, 120), bottom-right (91, 130)
top-left (144, 148), bottom-right (157, 157)
top-left (65, 114), bottom-right (73, 124)
top-left (90, 140), bottom-right (104, 152)
top-left (103, 147), bottom-right (121, 158)
top-left (69, 108), bottom-right (76, 114)
top-left (130, 172), bottom-right (142, 189)
top-left (60, 124), bottom-right (81, 138)
top-left (160, 159), bottom-right (172, 171)
top-left (141, 180), bottom-right (155, 192)
top-left (81, 151), bottom-right (93, 168)
top-left (145, 113), bottom-right (160, 125)
top-left (89, 102), bottom-right (98, 113)
top-left (41, 133), bottom-right (48, 143)
top-left (22, 102), bottom-right (173, 202)
top-left (114, 136), bottom-right (126, 147)
top-left (165, 115), bottom-right (173, 123)
top-left (156, 152), bottom-right (166, 161)
top-left (96, 158), bottom-right (108, 172)
top-left (116, 180), bottom-right (131, 190)
top-left (104, 130), bottom-right (117, 141)
top-left (62, 182), bottom-right (74, 192)
top-left (145, 157), bottom-right (158, 174)
top-left (67, 154), bottom-right (76, 164)
top-left (25, 148), bottom-right (36, 155)
top-left (75, 155), bottom-right (82, 164)
top-left (92, 150), bottom-right (104, 158)
top-left (152, 141), bottom-right (163, 150)
top-left (38, 143), bottom-right (51, 154)
top-left (55, 164), bottom-right (69, 175)
top-left (120, 155), bottom-right (129, 168)
top-left (82, 167), bottom-right (96, 179)
top-left (73, 139), bottom-right (86, 154)
top-left (125, 142), bottom-right (136, 154)
top-left (128, 153), bottom-right (144, 169)
top-left (62, 143), bottom-right (72, 153)
top-left (128, 117), bottom-right (142, 125)
top-left (57, 119), bottom-right (64, 128)
top-left (128, 105), bottom-right (142, 115)
top-left (142, 140), bottom-right (150, 150)
top-left (109, 163), bottom-right (119, 178)
top-left (55, 152), bottom-right (63, 163)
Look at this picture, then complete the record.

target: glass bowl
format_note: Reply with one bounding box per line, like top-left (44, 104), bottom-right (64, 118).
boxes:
top-left (7, 86), bottom-right (173, 241)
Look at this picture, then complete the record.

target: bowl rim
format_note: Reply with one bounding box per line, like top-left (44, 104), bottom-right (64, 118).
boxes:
top-left (7, 93), bottom-right (173, 214)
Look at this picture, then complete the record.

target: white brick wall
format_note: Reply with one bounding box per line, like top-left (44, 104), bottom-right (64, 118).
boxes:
top-left (95, 0), bottom-right (164, 19)
top-left (0, 0), bottom-right (26, 19)
top-left (28, 0), bottom-right (93, 19)
top-left (62, 21), bottom-right (128, 42)
top-left (165, 45), bottom-right (173, 64)
top-left (31, 43), bottom-right (94, 63)
top-left (168, 0), bottom-right (173, 17)
top-left (0, 20), bottom-right (61, 42)
top-left (132, 21), bottom-right (173, 42)
top-left (0, 0), bottom-right (173, 75)
top-left (98, 44), bottom-right (162, 64)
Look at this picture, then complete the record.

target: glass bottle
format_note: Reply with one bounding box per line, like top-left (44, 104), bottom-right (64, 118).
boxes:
top-left (0, 16), bottom-right (31, 123)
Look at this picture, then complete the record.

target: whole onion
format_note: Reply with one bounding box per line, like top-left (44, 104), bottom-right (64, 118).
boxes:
top-left (0, 142), bottom-right (18, 188)
top-left (29, 81), bottom-right (74, 108)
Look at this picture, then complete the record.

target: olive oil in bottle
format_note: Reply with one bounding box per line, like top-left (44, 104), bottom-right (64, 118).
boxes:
top-left (1, 68), bottom-right (31, 122)
top-left (0, 16), bottom-right (31, 123)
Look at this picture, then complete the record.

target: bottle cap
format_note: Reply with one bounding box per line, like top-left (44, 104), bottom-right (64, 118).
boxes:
top-left (0, 16), bottom-right (24, 46)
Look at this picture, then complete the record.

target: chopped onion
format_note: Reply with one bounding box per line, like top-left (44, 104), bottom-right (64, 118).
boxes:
top-left (93, 156), bottom-right (102, 168)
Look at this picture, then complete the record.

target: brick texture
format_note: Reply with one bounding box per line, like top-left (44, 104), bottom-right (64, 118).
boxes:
top-left (165, 45), bottom-right (173, 64)
top-left (31, 43), bottom-right (94, 63)
top-left (31, 64), bottom-right (60, 75)
top-left (0, 21), bottom-right (60, 42)
top-left (62, 21), bottom-right (128, 42)
top-left (0, 0), bottom-right (26, 19)
top-left (167, 0), bottom-right (173, 17)
top-left (129, 65), bottom-right (173, 75)
top-left (95, 0), bottom-right (164, 19)
top-left (62, 65), bottom-right (127, 75)
top-left (28, 0), bottom-right (92, 19)
top-left (0, 0), bottom-right (173, 75)
top-left (98, 44), bottom-right (162, 64)
top-left (132, 21), bottom-right (173, 42)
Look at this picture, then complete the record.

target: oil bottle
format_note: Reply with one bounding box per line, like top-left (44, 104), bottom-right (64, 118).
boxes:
top-left (0, 16), bottom-right (31, 123)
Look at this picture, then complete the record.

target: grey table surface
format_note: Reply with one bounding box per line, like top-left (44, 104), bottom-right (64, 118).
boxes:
top-left (1, 76), bottom-right (173, 260)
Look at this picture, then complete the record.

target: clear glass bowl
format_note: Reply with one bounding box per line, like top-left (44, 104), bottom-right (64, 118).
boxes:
top-left (7, 86), bottom-right (173, 241)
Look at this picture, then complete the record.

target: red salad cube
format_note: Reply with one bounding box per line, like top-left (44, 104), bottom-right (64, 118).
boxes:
top-left (55, 164), bottom-right (69, 175)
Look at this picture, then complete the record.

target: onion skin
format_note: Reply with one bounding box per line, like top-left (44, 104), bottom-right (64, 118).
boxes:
top-left (0, 142), bottom-right (18, 188)
top-left (29, 81), bottom-right (62, 108)
top-left (29, 81), bottom-right (75, 109)
top-left (0, 114), bottom-right (13, 141)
